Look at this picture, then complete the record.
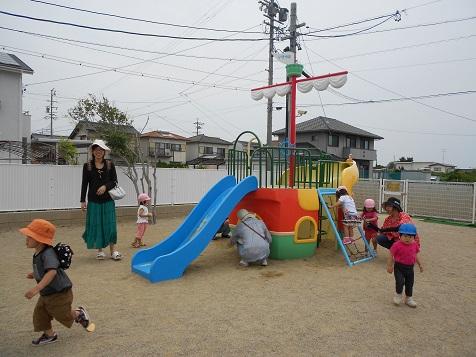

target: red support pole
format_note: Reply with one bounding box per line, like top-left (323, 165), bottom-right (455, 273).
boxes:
top-left (289, 75), bottom-right (297, 187)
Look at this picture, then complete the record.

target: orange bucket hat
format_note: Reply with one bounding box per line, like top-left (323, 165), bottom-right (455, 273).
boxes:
top-left (19, 219), bottom-right (56, 246)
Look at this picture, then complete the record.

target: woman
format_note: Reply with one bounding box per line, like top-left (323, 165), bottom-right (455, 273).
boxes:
top-left (376, 197), bottom-right (420, 249)
top-left (230, 209), bottom-right (272, 267)
top-left (80, 139), bottom-right (122, 260)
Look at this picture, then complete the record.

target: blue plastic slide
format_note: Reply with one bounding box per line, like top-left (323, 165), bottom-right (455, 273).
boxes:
top-left (131, 175), bottom-right (258, 283)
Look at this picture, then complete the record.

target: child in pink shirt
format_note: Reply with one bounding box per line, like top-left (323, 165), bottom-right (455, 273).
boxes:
top-left (361, 198), bottom-right (379, 251)
top-left (387, 223), bottom-right (423, 308)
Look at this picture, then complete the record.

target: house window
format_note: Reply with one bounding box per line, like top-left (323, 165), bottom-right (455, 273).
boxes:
top-left (171, 144), bottom-right (181, 151)
top-left (328, 134), bottom-right (339, 147)
top-left (311, 135), bottom-right (316, 141)
top-left (361, 139), bottom-right (370, 150)
top-left (217, 148), bottom-right (225, 157)
top-left (80, 135), bottom-right (87, 140)
top-left (346, 136), bottom-right (356, 148)
top-left (204, 146), bottom-right (214, 154)
top-left (433, 167), bottom-right (442, 172)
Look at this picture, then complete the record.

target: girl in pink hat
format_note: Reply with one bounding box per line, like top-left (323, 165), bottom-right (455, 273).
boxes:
top-left (132, 193), bottom-right (153, 248)
top-left (361, 198), bottom-right (379, 251)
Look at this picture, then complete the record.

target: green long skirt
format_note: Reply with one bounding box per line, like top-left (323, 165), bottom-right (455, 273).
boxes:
top-left (82, 200), bottom-right (117, 249)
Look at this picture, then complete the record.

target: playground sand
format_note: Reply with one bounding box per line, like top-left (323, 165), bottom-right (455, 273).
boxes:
top-left (1, 216), bottom-right (475, 356)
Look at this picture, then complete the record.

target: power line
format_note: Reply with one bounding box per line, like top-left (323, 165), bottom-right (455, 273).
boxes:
top-left (0, 10), bottom-right (268, 41)
top-left (28, 0), bottom-right (263, 34)
top-left (304, 46), bottom-right (476, 124)
top-left (303, 16), bottom-right (476, 40)
top-left (293, 90), bottom-right (476, 108)
top-left (3, 46), bottom-right (250, 90)
top-left (0, 26), bottom-right (268, 62)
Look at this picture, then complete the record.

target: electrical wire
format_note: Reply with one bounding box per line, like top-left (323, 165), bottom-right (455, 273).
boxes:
top-left (303, 16), bottom-right (476, 41)
top-left (304, 46), bottom-right (476, 124)
top-left (0, 26), bottom-right (268, 62)
top-left (0, 10), bottom-right (269, 41)
top-left (28, 0), bottom-right (263, 34)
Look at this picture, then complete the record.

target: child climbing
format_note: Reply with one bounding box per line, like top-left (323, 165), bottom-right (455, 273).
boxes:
top-left (329, 186), bottom-right (360, 244)
top-left (386, 223), bottom-right (423, 308)
top-left (361, 198), bottom-right (379, 251)
top-left (132, 193), bottom-right (153, 248)
top-left (20, 219), bottom-right (94, 346)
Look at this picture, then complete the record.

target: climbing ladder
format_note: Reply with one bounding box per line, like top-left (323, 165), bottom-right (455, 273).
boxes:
top-left (317, 188), bottom-right (376, 267)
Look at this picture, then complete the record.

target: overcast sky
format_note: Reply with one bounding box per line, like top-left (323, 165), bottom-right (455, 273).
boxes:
top-left (1, 0), bottom-right (475, 167)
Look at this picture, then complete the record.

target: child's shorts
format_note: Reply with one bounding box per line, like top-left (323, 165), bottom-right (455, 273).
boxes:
top-left (136, 223), bottom-right (148, 239)
top-left (33, 288), bottom-right (74, 331)
top-left (343, 213), bottom-right (362, 226)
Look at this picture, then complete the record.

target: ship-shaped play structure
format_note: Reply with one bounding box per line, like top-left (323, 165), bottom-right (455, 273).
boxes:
top-left (132, 65), bottom-right (376, 283)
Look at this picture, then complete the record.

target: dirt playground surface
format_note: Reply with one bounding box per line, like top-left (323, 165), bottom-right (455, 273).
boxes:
top-left (0, 215), bottom-right (475, 356)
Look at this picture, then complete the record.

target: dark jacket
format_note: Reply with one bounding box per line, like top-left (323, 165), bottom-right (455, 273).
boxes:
top-left (80, 160), bottom-right (118, 203)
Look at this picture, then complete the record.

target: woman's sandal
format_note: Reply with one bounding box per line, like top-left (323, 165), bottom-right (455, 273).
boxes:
top-left (96, 252), bottom-right (106, 260)
top-left (111, 251), bottom-right (122, 260)
top-left (139, 241), bottom-right (147, 247)
top-left (131, 241), bottom-right (140, 248)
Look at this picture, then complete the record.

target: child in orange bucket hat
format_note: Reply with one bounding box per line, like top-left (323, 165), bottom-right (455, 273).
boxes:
top-left (20, 219), bottom-right (95, 346)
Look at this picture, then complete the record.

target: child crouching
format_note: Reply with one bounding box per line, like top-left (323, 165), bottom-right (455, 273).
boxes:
top-left (20, 219), bottom-right (94, 346)
top-left (386, 223), bottom-right (423, 308)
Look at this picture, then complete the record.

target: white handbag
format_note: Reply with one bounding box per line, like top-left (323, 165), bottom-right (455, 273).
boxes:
top-left (108, 185), bottom-right (126, 200)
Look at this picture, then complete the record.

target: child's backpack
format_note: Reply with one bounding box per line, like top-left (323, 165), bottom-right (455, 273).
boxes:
top-left (53, 243), bottom-right (74, 270)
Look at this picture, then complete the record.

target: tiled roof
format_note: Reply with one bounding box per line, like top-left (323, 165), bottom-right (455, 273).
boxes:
top-left (273, 116), bottom-right (383, 139)
top-left (141, 130), bottom-right (189, 141)
top-left (69, 120), bottom-right (139, 139)
top-left (0, 52), bottom-right (34, 74)
top-left (187, 134), bottom-right (232, 145)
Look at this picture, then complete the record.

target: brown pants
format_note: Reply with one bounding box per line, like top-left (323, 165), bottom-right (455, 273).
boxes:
top-left (33, 289), bottom-right (74, 332)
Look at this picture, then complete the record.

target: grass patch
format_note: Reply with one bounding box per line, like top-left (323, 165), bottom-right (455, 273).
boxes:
top-left (414, 216), bottom-right (475, 228)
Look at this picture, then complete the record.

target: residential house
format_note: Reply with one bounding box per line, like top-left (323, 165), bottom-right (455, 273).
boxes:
top-left (140, 130), bottom-right (188, 164)
top-left (186, 134), bottom-right (232, 168)
top-left (69, 120), bottom-right (139, 164)
top-left (273, 116), bottom-right (383, 178)
top-left (393, 161), bottom-right (456, 173)
top-left (0, 52), bottom-right (33, 162)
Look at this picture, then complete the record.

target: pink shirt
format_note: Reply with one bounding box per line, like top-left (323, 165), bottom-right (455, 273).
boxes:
top-left (390, 241), bottom-right (420, 265)
top-left (361, 210), bottom-right (379, 237)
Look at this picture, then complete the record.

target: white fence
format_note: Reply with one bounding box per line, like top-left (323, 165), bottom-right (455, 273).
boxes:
top-left (0, 164), bottom-right (227, 211)
top-left (1, 164), bottom-right (475, 223)
top-left (353, 179), bottom-right (476, 224)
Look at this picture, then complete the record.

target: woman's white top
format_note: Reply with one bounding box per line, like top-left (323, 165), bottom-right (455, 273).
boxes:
top-left (137, 205), bottom-right (149, 224)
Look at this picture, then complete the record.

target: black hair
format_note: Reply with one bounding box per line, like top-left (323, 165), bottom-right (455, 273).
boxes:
top-left (336, 188), bottom-right (348, 199)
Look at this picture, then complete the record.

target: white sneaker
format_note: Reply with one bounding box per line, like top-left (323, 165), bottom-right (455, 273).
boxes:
top-left (405, 297), bottom-right (417, 308)
top-left (261, 259), bottom-right (268, 266)
top-left (111, 251), bottom-right (122, 261)
top-left (239, 260), bottom-right (249, 267)
top-left (393, 294), bottom-right (402, 306)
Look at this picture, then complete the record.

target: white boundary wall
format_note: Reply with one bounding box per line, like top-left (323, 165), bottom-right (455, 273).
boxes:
top-left (353, 179), bottom-right (476, 224)
top-left (0, 164), bottom-right (227, 211)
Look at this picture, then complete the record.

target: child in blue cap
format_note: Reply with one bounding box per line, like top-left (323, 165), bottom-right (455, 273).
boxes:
top-left (386, 223), bottom-right (423, 308)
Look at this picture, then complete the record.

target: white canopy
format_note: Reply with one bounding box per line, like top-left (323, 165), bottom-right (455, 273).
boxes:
top-left (250, 73), bottom-right (347, 101)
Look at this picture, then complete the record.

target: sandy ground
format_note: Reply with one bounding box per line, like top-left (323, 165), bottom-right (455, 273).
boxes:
top-left (0, 215), bottom-right (475, 357)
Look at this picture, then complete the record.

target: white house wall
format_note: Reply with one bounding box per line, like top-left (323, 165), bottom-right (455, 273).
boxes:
top-left (0, 70), bottom-right (23, 142)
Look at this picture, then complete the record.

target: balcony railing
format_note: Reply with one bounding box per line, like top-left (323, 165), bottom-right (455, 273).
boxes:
top-left (343, 147), bottom-right (376, 161)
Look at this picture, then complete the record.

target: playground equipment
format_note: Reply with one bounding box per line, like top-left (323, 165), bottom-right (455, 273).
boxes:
top-left (131, 176), bottom-right (257, 283)
top-left (131, 64), bottom-right (374, 283)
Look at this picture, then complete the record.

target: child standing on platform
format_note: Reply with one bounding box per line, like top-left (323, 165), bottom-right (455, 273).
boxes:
top-left (330, 186), bottom-right (360, 244)
top-left (361, 198), bottom-right (379, 251)
top-left (387, 223), bottom-right (423, 308)
top-left (20, 219), bottom-right (94, 346)
top-left (132, 193), bottom-right (153, 248)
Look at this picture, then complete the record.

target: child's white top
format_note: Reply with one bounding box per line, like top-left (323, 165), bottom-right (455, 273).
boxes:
top-left (338, 195), bottom-right (357, 214)
top-left (137, 205), bottom-right (149, 224)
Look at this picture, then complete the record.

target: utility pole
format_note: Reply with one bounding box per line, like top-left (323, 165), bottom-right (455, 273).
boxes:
top-left (441, 148), bottom-right (446, 164)
top-left (193, 119), bottom-right (204, 136)
top-left (46, 88), bottom-right (57, 136)
top-left (284, 3), bottom-right (305, 143)
top-left (259, 0), bottom-right (287, 146)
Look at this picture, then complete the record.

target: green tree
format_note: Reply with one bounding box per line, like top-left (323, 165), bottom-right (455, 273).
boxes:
top-left (58, 138), bottom-right (78, 165)
top-left (440, 170), bottom-right (476, 182)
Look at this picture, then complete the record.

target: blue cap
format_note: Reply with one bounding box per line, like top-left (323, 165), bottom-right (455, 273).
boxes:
top-left (399, 223), bottom-right (417, 236)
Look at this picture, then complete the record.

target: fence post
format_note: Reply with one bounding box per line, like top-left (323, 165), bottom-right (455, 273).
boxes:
top-left (472, 182), bottom-right (476, 225)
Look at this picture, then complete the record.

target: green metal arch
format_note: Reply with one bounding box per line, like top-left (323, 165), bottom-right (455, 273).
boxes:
top-left (232, 131), bottom-right (262, 151)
